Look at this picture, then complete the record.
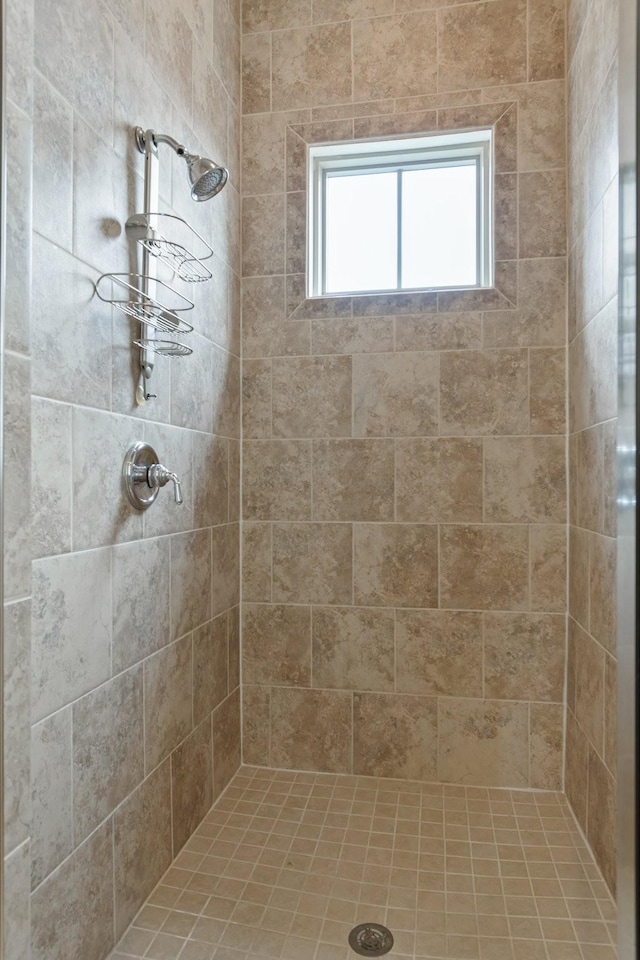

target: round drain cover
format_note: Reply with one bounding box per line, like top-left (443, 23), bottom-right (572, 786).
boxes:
top-left (348, 923), bottom-right (394, 956)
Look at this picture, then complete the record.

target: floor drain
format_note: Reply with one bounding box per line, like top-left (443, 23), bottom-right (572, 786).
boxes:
top-left (348, 923), bottom-right (394, 956)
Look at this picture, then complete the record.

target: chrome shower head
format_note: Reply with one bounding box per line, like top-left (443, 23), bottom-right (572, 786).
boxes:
top-left (135, 129), bottom-right (229, 202)
top-left (184, 153), bottom-right (229, 201)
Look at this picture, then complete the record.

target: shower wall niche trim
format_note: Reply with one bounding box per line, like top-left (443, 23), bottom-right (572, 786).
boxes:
top-left (97, 126), bottom-right (229, 406)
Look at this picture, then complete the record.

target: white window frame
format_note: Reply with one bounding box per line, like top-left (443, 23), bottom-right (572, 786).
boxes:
top-left (307, 129), bottom-right (494, 299)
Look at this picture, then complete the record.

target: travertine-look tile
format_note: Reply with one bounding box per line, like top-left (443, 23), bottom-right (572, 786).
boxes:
top-left (272, 356), bottom-right (352, 438)
top-left (172, 718), bottom-right (213, 852)
top-left (440, 525), bottom-right (529, 610)
top-left (243, 440), bottom-right (312, 519)
top-left (530, 524), bottom-right (567, 613)
top-left (242, 194), bottom-right (285, 276)
top-left (242, 522), bottom-right (272, 602)
top-left (31, 821), bottom-right (114, 960)
top-left (5, 111), bottom-right (32, 357)
top-left (31, 398), bottom-right (71, 559)
top-left (439, 350), bottom-right (528, 435)
top-left (242, 686), bottom-right (271, 765)
top-left (483, 612), bottom-right (565, 701)
top-left (519, 170), bottom-right (567, 258)
top-left (144, 637), bottom-right (193, 771)
top-left (395, 313), bottom-right (482, 352)
top-left (354, 523), bottom-right (438, 607)
top-left (31, 708), bottom-right (73, 888)
top-left (73, 667), bottom-right (144, 843)
top-left (590, 533), bottom-right (616, 655)
top-left (483, 259), bottom-right (567, 348)
top-left (574, 626), bottom-right (605, 755)
top-left (530, 347), bottom-right (566, 435)
top-left (587, 748), bottom-right (617, 896)
top-left (484, 436), bottom-right (566, 523)
top-left (438, 0), bottom-right (527, 91)
top-left (32, 548), bottom-right (111, 723)
top-left (228, 606), bottom-right (240, 692)
top-left (114, 762), bottom-right (172, 938)
top-left (243, 0), bottom-right (310, 35)
top-left (314, 0), bottom-right (392, 24)
top-left (171, 529), bottom-right (212, 639)
top-left (529, 702), bottom-right (563, 790)
top-left (271, 23), bottom-right (351, 110)
top-left (569, 525), bottom-right (589, 630)
top-left (4, 353), bottom-right (30, 600)
top-left (566, 709), bottom-right (588, 829)
top-left (312, 439), bottom-right (394, 521)
top-left (395, 610), bottom-right (483, 697)
top-left (242, 32), bottom-right (271, 113)
top-left (243, 603), bottom-right (311, 686)
top-left (193, 615), bottom-right (229, 724)
top-left (396, 438), bottom-right (483, 522)
top-left (312, 606), bottom-right (394, 691)
top-left (272, 522), bottom-right (352, 604)
top-left (213, 688), bottom-right (242, 798)
top-left (243, 358), bottom-right (272, 439)
top-left (353, 352), bottom-right (438, 437)
top-left (4, 598), bottom-right (30, 855)
top-left (311, 317), bottom-right (394, 355)
top-left (212, 524), bottom-right (240, 616)
top-left (193, 434), bottom-right (229, 529)
top-left (353, 693), bottom-right (437, 780)
top-left (527, 0), bottom-right (565, 81)
top-left (438, 698), bottom-right (529, 787)
top-left (270, 687), bottom-right (352, 772)
top-left (4, 842), bottom-right (30, 960)
top-left (112, 537), bottom-right (171, 673)
top-left (352, 12), bottom-right (436, 100)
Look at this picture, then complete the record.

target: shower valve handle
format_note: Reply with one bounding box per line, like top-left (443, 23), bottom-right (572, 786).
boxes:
top-left (147, 463), bottom-right (184, 504)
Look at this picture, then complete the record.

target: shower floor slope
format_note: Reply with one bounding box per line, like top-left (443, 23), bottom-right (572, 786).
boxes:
top-left (109, 766), bottom-right (616, 960)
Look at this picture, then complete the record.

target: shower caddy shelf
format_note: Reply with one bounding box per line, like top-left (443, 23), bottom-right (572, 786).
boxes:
top-left (96, 126), bottom-right (227, 406)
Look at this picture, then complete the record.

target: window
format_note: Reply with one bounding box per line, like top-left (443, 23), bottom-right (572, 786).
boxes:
top-left (307, 129), bottom-right (493, 298)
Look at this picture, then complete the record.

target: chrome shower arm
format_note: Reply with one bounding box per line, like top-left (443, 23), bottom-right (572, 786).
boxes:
top-left (152, 132), bottom-right (187, 157)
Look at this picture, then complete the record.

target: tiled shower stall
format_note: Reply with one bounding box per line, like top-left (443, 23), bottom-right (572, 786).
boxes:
top-left (0, 0), bottom-right (619, 957)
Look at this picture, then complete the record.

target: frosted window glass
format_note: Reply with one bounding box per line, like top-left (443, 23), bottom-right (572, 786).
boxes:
top-left (401, 164), bottom-right (478, 289)
top-left (325, 172), bottom-right (397, 294)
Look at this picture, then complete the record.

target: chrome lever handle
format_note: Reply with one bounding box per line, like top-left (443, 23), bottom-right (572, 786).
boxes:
top-left (147, 463), bottom-right (184, 504)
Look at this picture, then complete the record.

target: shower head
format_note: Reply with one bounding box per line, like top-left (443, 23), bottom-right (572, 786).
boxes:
top-left (184, 153), bottom-right (229, 201)
top-left (135, 128), bottom-right (229, 202)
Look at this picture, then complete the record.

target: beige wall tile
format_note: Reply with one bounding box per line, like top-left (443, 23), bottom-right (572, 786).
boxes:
top-left (353, 692), bottom-right (437, 779)
top-left (568, 525), bottom-right (589, 630)
top-left (244, 439), bottom-right (312, 519)
top-left (312, 439), bottom-right (394, 521)
top-left (273, 522), bottom-right (353, 603)
top-left (440, 525), bottom-right (529, 610)
top-left (270, 687), bottom-right (352, 772)
top-left (213, 688), bottom-right (242, 797)
top-left (604, 652), bottom-right (617, 773)
top-left (573, 626), bottom-right (605, 755)
top-left (439, 350), bottom-right (528, 436)
top-left (112, 538), bottom-right (171, 674)
top-left (243, 0), bottom-right (311, 35)
top-left (314, 0), bottom-right (392, 24)
top-left (587, 747), bottom-right (616, 896)
top-left (242, 522), bottom-right (272, 601)
top-left (516, 80), bottom-right (566, 171)
top-left (172, 718), bottom-right (213, 852)
top-left (576, 424), bottom-right (604, 532)
top-left (242, 32), bottom-right (271, 113)
top-left (193, 615), bottom-right (229, 724)
top-left (4, 842), bottom-right (31, 960)
top-left (353, 353), bottom-right (439, 437)
top-left (72, 668), bottom-right (144, 843)
top-left (32, 395), bottom-right (71, 560)
top-left (529, 702), bottom-right (563, 790)
top-left (312, 605), bottom-right (394, 691)
top-left (228, 606), bottom-right (241, 692)
top-left (437, 0), bottom-right (527, 91)
top-left (565, 708), bottom-right (588, 830)
top-left (272, 23), bottom-right (352, 110)
top-left (527, 0), bottom-right (565, 81)
top-left (114, 762), bottom-right (172, 937)
top-left (212, 523), bottom-right (241, 617)
top-left (144, 637), bottom-right (193, 772)
top-left (519, 170), bottom-right (567, 258)
top-left (242, 194), bottom-right (285, 276)
top-left (483, 437), bottom-right (566, 523)
top-left (272, 356), bottom-right (352, 438)
top-left (243, 603), bottom-right (311, 685)
top-left (396, 610), bottom-right (483, 697)
top-left (353, 12), bottom-right (436, 100)
top-left (242, 685), bottom-right (271, 764)
top-left (311, 317), bottom-right (394, 355)
top-left (530, 524), bottom-right (567, 613)
top-left (395, 313), bottom-right (482, 352)
top-left (589, 533), bottom-right (616, 655)
top-left (396, 438), bottom-right (483, 523)
top-left (530, 347), bottom-right (566, 435)
top-left (243, 358), bottom-right (272, 439)
top-left (483, 612), bottom-right (565, 701)
top-left (31, 822), bottom-right (114, 960)
top-left (171, 529), bottom-right (212, 639)
top-left (193, 434), bottom-right (229, 529)
top-left (483, 260), bottom-right (567, 349)
top-left (354, 523), bottom-right (438, 607)
top-left (31, 708), bottom-right (72, 888)
top-left (438, 698), bottom-right (529, 787)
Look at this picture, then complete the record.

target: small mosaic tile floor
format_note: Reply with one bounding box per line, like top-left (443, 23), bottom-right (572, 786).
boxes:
top-left (109, 766), bottom-right (616, 960)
